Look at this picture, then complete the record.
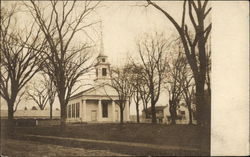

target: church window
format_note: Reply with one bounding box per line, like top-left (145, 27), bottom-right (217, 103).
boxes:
top-left (180, 110), bottom-right (185, 115)
top-left (68, 105), bottom-right (71, 118)
top-left (102, 68), bottom-right (107, 76)
top-left (102, 101), bottom-right (108, 118)
top-left (76, 103), bottom-right (80, 118)
top-left (96, 69), bottom-right (98, 77)
top-left (102, 58), bottom-right (105, 62)
top-left (72, 103), bottom-right (75, 118)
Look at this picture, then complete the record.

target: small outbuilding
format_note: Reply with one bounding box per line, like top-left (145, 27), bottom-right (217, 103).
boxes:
top-left (141, 104), bottom-right (190, 124)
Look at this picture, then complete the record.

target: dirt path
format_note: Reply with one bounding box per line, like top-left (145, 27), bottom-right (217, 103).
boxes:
top-left (20, 133), bottom-right (200, 152)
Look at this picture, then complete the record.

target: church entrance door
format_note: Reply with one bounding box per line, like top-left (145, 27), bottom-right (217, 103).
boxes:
top-left (91, 110), bottom-right (97, 121)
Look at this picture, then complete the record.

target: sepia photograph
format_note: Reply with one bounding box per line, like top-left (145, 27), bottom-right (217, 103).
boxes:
top-left (0, 0), bottom-right (248, 156)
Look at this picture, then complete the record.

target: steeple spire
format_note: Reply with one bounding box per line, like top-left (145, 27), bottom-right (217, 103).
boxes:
top-left (94, 21), bottom-right (110, 85)
top-left (100, 21), bottom-right (104, 55)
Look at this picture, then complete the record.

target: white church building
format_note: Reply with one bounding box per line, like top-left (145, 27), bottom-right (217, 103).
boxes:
top-left (66, 53), bottom-right (130, 123)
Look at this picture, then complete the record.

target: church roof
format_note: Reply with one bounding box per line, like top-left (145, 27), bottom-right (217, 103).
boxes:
top-left (69, 87), bottom-right (95, 100)
top-left (69, 83), bottom-right (120, 100)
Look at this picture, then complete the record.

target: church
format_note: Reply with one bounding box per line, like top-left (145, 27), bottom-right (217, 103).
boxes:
top-left (66, 52), bottom-right (130, 123)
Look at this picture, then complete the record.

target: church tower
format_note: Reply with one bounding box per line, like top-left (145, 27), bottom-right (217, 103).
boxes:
top-left (94, 52), bottom-right (111, 84)
top-left (94, 22), bottom-right (111, 85)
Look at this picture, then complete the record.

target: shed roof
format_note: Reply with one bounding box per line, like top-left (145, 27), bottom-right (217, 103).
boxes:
top-left (142, 106), bottom-right (167, 112)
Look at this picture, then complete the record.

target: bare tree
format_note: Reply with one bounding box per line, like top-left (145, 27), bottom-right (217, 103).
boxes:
top-left (136, 32), bottom-right (169, 123)
top-left (130, 61), bottom-right (151, 119)
top-left (165, 41), bottom-right (196, 125)
top-left (27, 81), bottom-right (49, 110)
top-left (177, 52), bottom-right (195, 125)
top-left (132, 75), bottom-right (141, 123)
top-left (26, 74), bottom-right (56, 119)
top-left (129, 62), bottom-right (151, 123)
top-left (25, 0), bottom-right (100, 127)
top-left (0, 6), bottom-right (45, 126)
top-left (133, 88), bottom-right (141, 123)
top-left (166, 51), bottom-right (184, 124)
top-left (129, 64), bottom-right (144, 123)
top-left (139, 79), bottom-right (151, 119)
top-left (110, 65), bottom-right (134, 124)
top-left (181, 79), bottom-right (195, 125)
top-left (43, 74), bottom-right (56, 119)
top-left (146, 0), bottom-right (211, 126)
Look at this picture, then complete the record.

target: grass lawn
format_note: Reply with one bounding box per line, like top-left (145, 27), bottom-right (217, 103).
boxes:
top-left (4, 123), bottom-right (210, 156)
top-left (1, 138), bottom-right (127, 156)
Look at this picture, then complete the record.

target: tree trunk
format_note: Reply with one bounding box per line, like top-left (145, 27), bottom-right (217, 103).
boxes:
top-left (7, 101), bottom-right (15, 135)
top-left (195, 80), bottom-right (205, 126)
top-left (50, 103), bottom-right (53, 119)
top-left (58, 94), bottom-right (67, 129)
top-left (60, 104), bottom-right (66, 129)
top-left (39, 106), bottom-right (45, 110)
top-left (169, 101), bottom-right (177, 125)
top-left (196, 15), bottom-right (210, 127)
top-left (136, 102), bottom-right (140, 123)
top-left (151, 100), bottom-right (157, 124)
top-left (206, 68), bottom-right (211, 97)
top-left (142, 103), bottom-right (148, 118)
top-left (187, 102), bottom-right (193, 125)
top-left (7, 105), bottom-right (14, 121)
top-left (120, 106), bottom-right (124, 124)
top-left (7, 104), bottom-right (14, 124)
top-left (57, 87), bottom-right (68, 129)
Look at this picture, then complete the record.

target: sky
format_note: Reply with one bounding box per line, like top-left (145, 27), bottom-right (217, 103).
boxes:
top-left (99, 1), bottom-right (183, 65)
top-left (1, 1), bottom-right (190, 115)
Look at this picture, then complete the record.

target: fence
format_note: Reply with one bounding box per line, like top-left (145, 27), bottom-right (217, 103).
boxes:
top-left (0, 119), bottom-right (61, 127)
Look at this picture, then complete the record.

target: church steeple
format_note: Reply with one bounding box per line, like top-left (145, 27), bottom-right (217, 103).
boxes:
top-left (100, 21), bottom-right (104, 55)
top-left (94, 22), bottom-right (111, 84)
